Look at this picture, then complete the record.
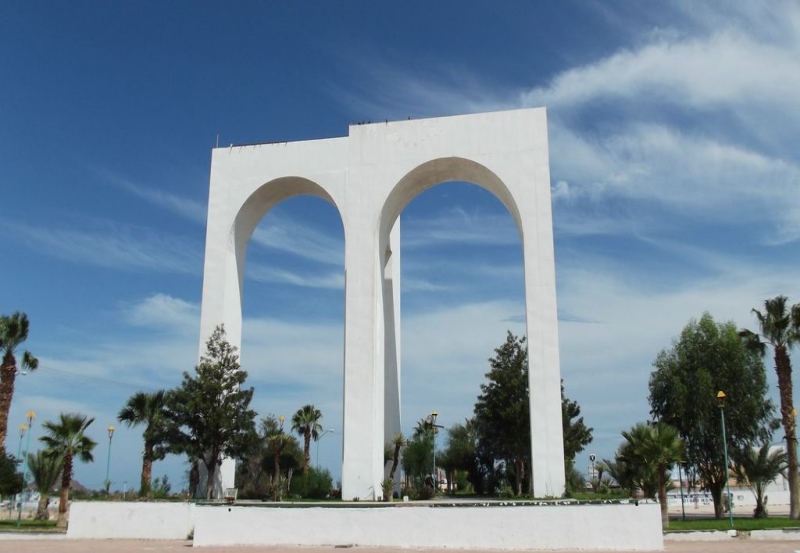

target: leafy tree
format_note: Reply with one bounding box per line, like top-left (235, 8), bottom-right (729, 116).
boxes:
top-left (151, 475), bottom-right (172, 499)
top-left (562, 381), bottom-right (593, 495)
top-left (167, 325), bottom-right (257, 499)
top-left (440, 420), bottom-right (487, 493)
top-left (27, 450), bottom-right (63, 520)
top-left (39, 413), bottom-right (96, 528)
top-left (602, 455), bottom-right (637, 497)
top-left (0, 450), bottom-right (23, 497)
top-left (562, 382), bottom-right (593, 464)
top-left (649, 313), bottom-right (777, 518)
top-left (0, 312), bottom-right (39, 450)
top-left (473, 331), bottom-right (530, 496)
top-left (732, 443), bottom-right (787, 518)
top-left (740, 296), bottom-right (800, 518)
top-left (291, 404), bottom-right (322, 476)
top-left (118, 389), bottom-right (171, 497)
top-left (620, 422), bottom-right (684, 528)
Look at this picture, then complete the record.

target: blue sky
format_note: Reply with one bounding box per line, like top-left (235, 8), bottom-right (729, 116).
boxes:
top-left (2, 1), bottom-right (799, 492)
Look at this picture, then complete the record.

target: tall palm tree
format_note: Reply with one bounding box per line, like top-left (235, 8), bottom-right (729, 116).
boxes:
top-left (118, 389), bottom-right (170, 497)
top-left (740, 296), bottom-right (800, 518)
top-left (291, 405), bottom-right (322, 475)
top-left (621, 422), bottom-right (684, 529)
top-left (733, 443), bottom-right (787, 518)
top-left (0, 312), bottom-right (38, 450)
top-left (27, 450), bottom-right (63, 520)
top-left (39, 413), bottom-right (96, 528)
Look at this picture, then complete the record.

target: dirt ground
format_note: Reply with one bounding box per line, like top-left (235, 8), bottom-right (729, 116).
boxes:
top-left (1, 539), bottom-right (800, 553)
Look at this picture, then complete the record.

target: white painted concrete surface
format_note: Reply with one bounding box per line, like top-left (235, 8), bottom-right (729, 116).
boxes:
top-left (66, 502), bottom-right (195, 539)
top-left (198, 108), bottom-right (565, 500)
top-left (192, 503), bottom-right (664, 551)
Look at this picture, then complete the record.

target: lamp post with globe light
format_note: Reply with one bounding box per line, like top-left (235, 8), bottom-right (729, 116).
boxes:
top-left (717, 391), bottom-right (734, 528)
top-left (17, 411), bottom-right (35, 526)
top-left (105, 425), bottom-right (115, 495)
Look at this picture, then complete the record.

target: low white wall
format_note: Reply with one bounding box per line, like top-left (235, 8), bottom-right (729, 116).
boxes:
top-left (66, 501), bottom-right (195, 539)
top-left (193, 503), bottom-right (663, 551)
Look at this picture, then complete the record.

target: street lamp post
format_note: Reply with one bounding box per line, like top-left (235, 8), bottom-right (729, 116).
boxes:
top-left (717, 391), bottom-right (734, 528)
top-left (425, 411), bottom-right (443, 491)
top-left (10, 423), bottom-right (26, 520)
top-left (105, 425), bottom-right (115, 495)
top-left (316, 429), bottom-right (335, 468)
top-left (17, 412), bottom-right (35, 527)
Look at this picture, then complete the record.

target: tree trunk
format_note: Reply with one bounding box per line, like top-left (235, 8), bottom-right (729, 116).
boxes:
top-left (36, 494), bottom-right (49, 520)
top-left (273, 443), bottom-right (282, 501)
top-left (711, 484), bottom-right (723, 519)
top-left (775, 347), bottom-right (800, 519)
top-left (389, 443), bottom-right (401, 480)
top-left (657, 466), bottom-right (669, 529)
top-left (141, 450), bottom-right (153, 497)
top-left (515, 457), bottom-right (524, 496)
top-left (57, 453), bottom-right (72, 528)
top-left (204, 449), bottom-right (219, 500)
top-left (303, 430), bottom-right (311, 475)
top-left (0, 353), bottom-right (17, 451)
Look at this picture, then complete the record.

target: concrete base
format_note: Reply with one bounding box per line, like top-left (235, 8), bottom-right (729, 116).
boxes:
top-left (192, 502), bottom-right (664, 551)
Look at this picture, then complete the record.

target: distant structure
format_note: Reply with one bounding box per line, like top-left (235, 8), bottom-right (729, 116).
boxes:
top-left (198, 108), bottom-right (565, 499)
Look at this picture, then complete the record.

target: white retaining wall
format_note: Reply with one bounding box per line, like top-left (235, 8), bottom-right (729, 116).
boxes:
top-left (66, 502), bottom-right (195, 539)
top-left (193, 503), bottom-right (664, 551)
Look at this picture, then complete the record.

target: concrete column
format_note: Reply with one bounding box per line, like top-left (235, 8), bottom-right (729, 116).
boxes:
top-left (382, 222), bottom-right (402, 488)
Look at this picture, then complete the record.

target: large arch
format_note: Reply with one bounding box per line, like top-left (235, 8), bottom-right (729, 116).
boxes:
top-left (199, 108), bottom-right (564, 500)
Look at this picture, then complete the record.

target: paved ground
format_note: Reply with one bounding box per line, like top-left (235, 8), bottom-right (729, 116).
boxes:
top-left (2, 539), bottom-right (800, 553)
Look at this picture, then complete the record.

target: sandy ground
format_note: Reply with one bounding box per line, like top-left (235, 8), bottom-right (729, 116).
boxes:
top-left (1, 539), bottom-right (800, 553)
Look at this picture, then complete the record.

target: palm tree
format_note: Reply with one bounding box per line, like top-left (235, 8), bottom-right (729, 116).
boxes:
top-left (0, 312), bottom-right (39, 450)
top-left (389, 432), bottom-right (405, 480)
top-left (27, 450), bottom-right (63, 520)
top-left (740, 296), bottom-right (800, 518)
top-left (620, 422), bottom-right (684, 529)
top-left (733, 443), bottom-right (788, 518)
top-left (291, 405), bottom-right (322, 475)
top-left (118, 389), bottom-right (170, 497)
top-left (39, 413), bottom-right (96, 528)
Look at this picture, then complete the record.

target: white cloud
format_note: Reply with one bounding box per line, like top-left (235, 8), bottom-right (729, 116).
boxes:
top-left (250, 212), bottom-right (344, 266)
top-left (3, 219), bottom-right (202, 274)
top-left (247, 264), bottom-right (344, 289)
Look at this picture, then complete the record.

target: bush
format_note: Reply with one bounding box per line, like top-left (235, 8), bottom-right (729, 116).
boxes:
top-left (289, 467), bottom-right (333, 499)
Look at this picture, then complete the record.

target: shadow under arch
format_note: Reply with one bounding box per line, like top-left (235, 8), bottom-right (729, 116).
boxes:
top-left (379, 157), bottom-right (522, 247)
top-left (232, 176), bottom-right (345, 285)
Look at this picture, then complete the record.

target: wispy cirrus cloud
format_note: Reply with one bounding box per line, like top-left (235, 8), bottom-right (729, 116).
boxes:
top-left (246, 264), bottom-right (344, 289)
top-left (251, 211), bottom-right (344, 266)
top-left (4, 219), bottom-right (202, 274)
top-left (96, 168), bottom-right (208, 225)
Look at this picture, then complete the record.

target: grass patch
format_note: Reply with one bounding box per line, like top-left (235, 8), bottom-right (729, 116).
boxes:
top-left (0, 519), bottom-right (59, 532)
top-left (668, 517), bottom-right (800, 532)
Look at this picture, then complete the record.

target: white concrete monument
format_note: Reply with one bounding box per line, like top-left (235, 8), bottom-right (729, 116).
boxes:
top-left (198, 108), bottom-right (565, 500)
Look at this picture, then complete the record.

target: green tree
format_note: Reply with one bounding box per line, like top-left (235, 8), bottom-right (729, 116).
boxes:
top-left (118, 389), bottom-right (171, 497)
top-left (740, 296), bottom-right (800, 518)
top-left (0, 450), bottom-right (23, 497)
top-left (649, 313), bottom-right (777, 518)
top-left (291, 404), bottom-right (322, 476)
top-left (167, 325), bottom-right (257, 499)
top-left (732, 442), bottom-right (787, 518)
top-left (473, 331), bottom-right (530, 496)
top-left (0, 312), bottom-right (39, 450)
top-left (620, 422), bottom-right (684, 528)
top-left (27, 450), bottom-right (63, 520)
top-left (388, 432), bottom-right (404, 480)
top-left (39, 413), bottom-right (96, 528)
top-left (562, 381), bottom-right (593, 495)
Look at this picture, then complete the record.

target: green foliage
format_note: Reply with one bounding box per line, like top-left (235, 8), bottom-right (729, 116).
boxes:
top-left (236, 415), bottom-right (302, 501)
top-left (740, 295), bottom-right (800, 519)
top-left (291, 404), bottom-right (323, 476)
top-left (619, 422), bottom-right (684, 528)
top-left (562, 382), bottom-right (593, 465)
top-left (563, 461), bottom-right (586, 497)
top-left (732, 443), bottom-right (788, 518)
top-left (0, 449), bottom-right (23, 496)
top-left (151, 475), bottom-right (172, 499)
top-left (39, 412), bottom-right (96, 527)
top-left (118, 389), bottom-right (171, 497)
top-left (0, 311), bottom-right (38, 451)
top-left (649, 312), bottom-right (777, 518)
top-left (167, 325), bottom-right (257, 499)
top-left (27, 449), bottom-right (63, 520)
top-left (473, 331), bottom-right (530, 496)
top-left (289, 466), bottom-right (334, 499)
